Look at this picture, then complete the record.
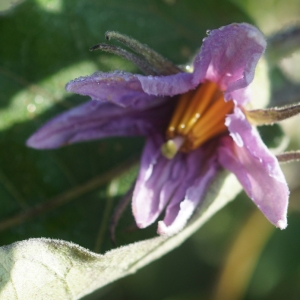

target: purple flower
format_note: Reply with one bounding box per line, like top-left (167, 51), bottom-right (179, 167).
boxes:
top-left (27, 23), bottom-right (289, 236)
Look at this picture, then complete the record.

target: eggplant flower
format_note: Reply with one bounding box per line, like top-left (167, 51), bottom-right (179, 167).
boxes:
top-left (27, 23), bottom-right (290, 236)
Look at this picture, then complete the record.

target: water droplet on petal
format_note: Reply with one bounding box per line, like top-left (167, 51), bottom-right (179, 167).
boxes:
top-left (206, 30), bottom-right (211, 35)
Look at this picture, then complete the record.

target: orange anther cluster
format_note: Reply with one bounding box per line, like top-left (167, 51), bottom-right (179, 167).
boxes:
top-left (166, 81), bottom-right (234, 152)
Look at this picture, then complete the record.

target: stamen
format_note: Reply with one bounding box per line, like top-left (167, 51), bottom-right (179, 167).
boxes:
top-left (167, 91), bottom-right (194, 138)
top-left (163, 81), bottom-right (234, 157)
top-left (187, 95), bottom-right (234, 150)
top-left (177, 81), bottom-right (218, 136)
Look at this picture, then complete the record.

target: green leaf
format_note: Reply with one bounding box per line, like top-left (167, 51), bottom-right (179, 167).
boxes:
top-left (0, 0), bottom-right (24, 13)
top-left (0, 172), bottom-right (241, 299)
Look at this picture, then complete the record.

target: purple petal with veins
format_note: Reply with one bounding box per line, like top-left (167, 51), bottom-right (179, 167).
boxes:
top-left (192, 23), bottom-right (266, 105)
top-left (133, 133), bottom-right (218, 235)
top-left (219, 107), bottom-right (289, 229)
top-left (66, 71), bottom-right (166, 108)
top-left (27, 100), bottom-right (174, 149)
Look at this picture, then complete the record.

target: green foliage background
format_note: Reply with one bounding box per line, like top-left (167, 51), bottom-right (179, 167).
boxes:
top-left (0, 0), bottom-right (300, 299)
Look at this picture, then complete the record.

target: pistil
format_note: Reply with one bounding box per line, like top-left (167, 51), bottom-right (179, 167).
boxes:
top-left (161, 136), bottom-right (185, 159)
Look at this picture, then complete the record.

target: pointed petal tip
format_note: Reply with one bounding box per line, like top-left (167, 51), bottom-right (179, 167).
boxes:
top-left (65, 76), bottom-right (86, 93)
top-left (136, 221), bottom-right (147, 229)
top-left (26, 139), bottom-right (56, 150)
top-left (157, 221), bottom-right (178, 236)
top-left (26, 137), bottom-right (34, 148)
top-left (276, 219), bottom-right (287, 230)
top-left (26, 132), bottom-right (61, 150)
top-left (26, 135), bottom-right (41, 149)
top-left (65, 81), bottom-right (72, 92)
top-left (157, 221), bottom-right (167, 236)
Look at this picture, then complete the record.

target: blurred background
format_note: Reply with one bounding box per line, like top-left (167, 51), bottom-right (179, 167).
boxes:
top-left (0, 0), bottom-right (300, 299)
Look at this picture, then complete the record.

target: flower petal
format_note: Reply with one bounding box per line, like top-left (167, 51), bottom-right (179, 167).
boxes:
top-left (66, 70), bottom-right (194, 109)
top-left (193, 23), bottom-right (266, 105)
top-left (27, 100), bottom-right (173, 149)
top-left (157, 154), bottom-right (218, 236)
top-left (66, 71), bottom-right (165, 108)
top-left (132, 133), bottom-right (218, 234)
top-left (132, 133), bottom-right (185, 228)
top-left (219, 108), bottom-right (289, 228)
top-left (136, 72), bottom-right (194, 96)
